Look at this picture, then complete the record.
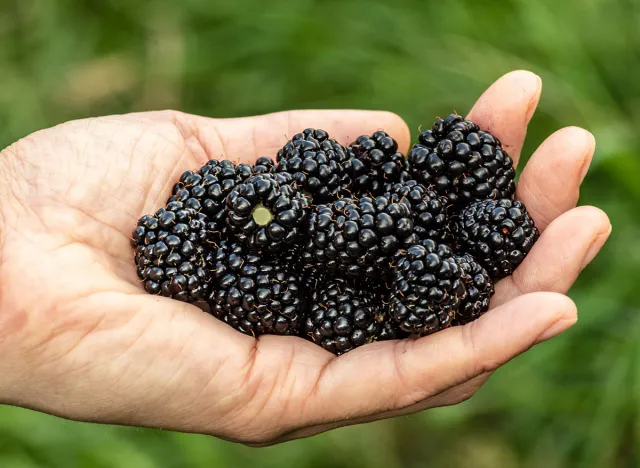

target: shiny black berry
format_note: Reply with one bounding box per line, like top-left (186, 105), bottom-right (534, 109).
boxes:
top-left (132, 203), bottom-right (212, 305)
top-left (209, 241), bottom-right (305, 336)
top-left (347, 131), bottom-right (410, 196)
top-left (389, 239), bottom-right (466, 335)
top-left (275, 128), bottom-right (351, 202)
top-left (408, 114), bottom-right (516, 208)
top-left (303, 195), bottom-right (416, 278)
top-left (226, 174), bottom-right (309, 253)
top-left (304, 277), bottom-right (388, 354)
top-left (168, 159), bottom-right (241, 242)
top-left (386, 180), bottom-right (452, 241)
top-left (453, 199), bottom-right (539, 280)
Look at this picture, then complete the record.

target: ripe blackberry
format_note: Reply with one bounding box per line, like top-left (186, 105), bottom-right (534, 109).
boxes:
top-left (303, 195), bottom-right (416, 278)
top-left (347, 131), bottom-right (410, 195)
top-left (453, 199), bottom-right (539, 280)
top-left (454, 253), bottom-right (494, 325)
top-left (389, 239), bottom-right (466, 335)
top-left (408, 114), bottom-right (516, 207)
top-left (168, 159), bottom-right (240, 241)
top-left (132, 202), bottom-right (212, 304)
top-left (304, 278), bottom-right (386, 354)
top-left (170, 158), bottom-right (282, 238)
top-left (386, 180), bottom-right (451, 241)
top-left (226, 174), bottom-right (309, 253)
top-left (209, 241), bottom-right (305, 336)
top-left (276, 128), bottom-right (351, 202)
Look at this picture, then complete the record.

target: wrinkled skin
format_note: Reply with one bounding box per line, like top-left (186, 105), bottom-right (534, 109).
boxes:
top-left (0, 71), bottom-right (610, 445)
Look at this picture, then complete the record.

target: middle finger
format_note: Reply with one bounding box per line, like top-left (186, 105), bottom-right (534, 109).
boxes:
top-left (516, 126), bottom-right (596, 231)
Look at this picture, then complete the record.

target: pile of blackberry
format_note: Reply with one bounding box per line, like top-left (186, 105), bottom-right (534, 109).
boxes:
top-left (132, 114), bottom-right (539, 355)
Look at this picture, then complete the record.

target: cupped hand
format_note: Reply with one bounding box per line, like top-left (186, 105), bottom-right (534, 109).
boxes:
top-left (0, 71), bottom-right (611, 444)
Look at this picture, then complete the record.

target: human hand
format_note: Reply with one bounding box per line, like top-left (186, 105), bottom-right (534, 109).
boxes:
top-left (0, 70), bottom-right (611, 444)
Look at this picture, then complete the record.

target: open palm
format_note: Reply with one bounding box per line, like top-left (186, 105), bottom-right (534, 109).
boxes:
top-left (0, 71), bottom-right (610, 444)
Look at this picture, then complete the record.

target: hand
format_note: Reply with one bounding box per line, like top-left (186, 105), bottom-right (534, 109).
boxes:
top-left (0, 71), bottom-right (611, 445)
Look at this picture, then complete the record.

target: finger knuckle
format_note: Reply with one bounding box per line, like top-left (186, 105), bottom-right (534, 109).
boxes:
top-left (461, 322), bottom-right (499, 378)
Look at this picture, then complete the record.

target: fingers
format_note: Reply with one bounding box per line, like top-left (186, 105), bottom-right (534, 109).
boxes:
top-left (466, 70), bottom-right (542, 167)
top-left (300, 292), bottom-right (575, 426)
top-left (493, 206), bottom-right (611, 306)
top-left (517, 127), bottom-right (596, 230)
top-left (172, 109), bottom-right (411, 165)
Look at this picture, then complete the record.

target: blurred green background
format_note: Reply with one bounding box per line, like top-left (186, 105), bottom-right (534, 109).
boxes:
top-left (1, 0), bottom-right (639, 466)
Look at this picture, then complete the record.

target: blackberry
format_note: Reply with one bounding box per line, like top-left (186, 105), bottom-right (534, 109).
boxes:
top-left (347, 131), bottom-right (410, 195)
top-left (453, 199), bottom-right (539, 280)
top-left (226, 174), bottom-right (309, 253)
top-left (304, 278), bottom-right (386, 354)
top-left (170, 158), bottom-right (282, 240)
top-left (209, 241), bottom-right (305, 336)
top-left (132, 202), bottom-right (212, 304)
top-left (454, 253), bottom-right (494, 325)
top-left (303, 195), bottom-right (416, 278)
top-left (168, 159), bottom-right (240, 241)
top-left (386, 180), bottom-right (451, 241)
top-left (276, 128), bottom-right (351, 202)
top-left (408, 114), bottom-right (516, 207)
top-left (389, 239), bottom-right (466, 335)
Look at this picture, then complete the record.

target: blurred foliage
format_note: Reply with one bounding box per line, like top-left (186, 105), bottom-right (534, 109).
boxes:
top-left (0, 0), bottom-right (639, 466)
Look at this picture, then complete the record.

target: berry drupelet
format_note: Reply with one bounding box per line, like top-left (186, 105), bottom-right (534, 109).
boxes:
top-left (275, 128), bottom-right (351, 202)
top-left (132, 202), bottom-right (213, 304)
top-left (300, 266), bottom-right (328, 298)
top-left (226, 173), bottom-right (309, 253)
top-left (347, 131), bottom-right (410, 196)
top-left (453, 198), bottom-right (539, 280)
top-left (377, 320), bottom-right (408, 341)
top-left (304, 278), bottom-right (386, 354)
top-left (407, 114), bottom-right (516, 207)
top-left (303, 195), bottom-right (416, 278)
top-left (386, 180), bottom-right (451, 241)
top-left (209, 240), bottom-right (305, 336)
top-left (235, 156), bottom-right (275, 180)
top-left (389, 239), bottom-right (466, 335)
top-left (453, 253), bottom-right (494, 325)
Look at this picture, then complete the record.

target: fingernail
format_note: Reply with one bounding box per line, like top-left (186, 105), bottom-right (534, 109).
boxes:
top-left (578, 132), bottom-right (596, 183)
top-left (578, 158), bottom-right (591, 183)
top-left (581, 224), bottom-right (612, 269)
top-left (537, 315), bottom-right (577, 342)
top-left (525, 75), bottom-right (543, 124)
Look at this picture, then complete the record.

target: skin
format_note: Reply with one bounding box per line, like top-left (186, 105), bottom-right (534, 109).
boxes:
top-left (0, 71), bottom-right (611, 445)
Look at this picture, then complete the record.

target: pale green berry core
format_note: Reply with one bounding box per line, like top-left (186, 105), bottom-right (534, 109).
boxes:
top-left (252, 205), bottom-right (273, 226)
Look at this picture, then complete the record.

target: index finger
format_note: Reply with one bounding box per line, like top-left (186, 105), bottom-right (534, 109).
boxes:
top-left (171, 109), bottom-right (411, 164)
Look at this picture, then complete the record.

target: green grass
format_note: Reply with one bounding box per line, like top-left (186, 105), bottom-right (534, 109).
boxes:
top-left (1, 0), bottom-right (639, 466)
